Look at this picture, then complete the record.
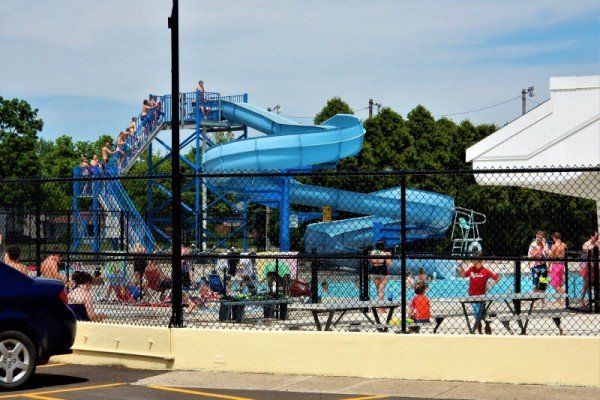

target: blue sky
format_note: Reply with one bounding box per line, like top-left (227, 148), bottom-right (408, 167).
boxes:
top-left (1, 1), bottom-right (598, 143)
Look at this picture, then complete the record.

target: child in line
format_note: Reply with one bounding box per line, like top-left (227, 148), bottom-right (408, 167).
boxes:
top-left (409, 282), bottom-right (431, 323)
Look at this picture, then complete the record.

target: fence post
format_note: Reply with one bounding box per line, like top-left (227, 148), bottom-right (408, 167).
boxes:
top-left (274, 258), bottom-right (280, 297)
top-left (310, 248), bottom-right (319, 304)
top-left (593, 247), bottom-right (599, 314)
top-left (119, 211), bottom-right (125, 251)
top-left (360, 247), bottom-right (369, 301)
top-left (564, 260), bottom-right (569, 309)
top-left (514, 259), bottom-right (521, 314)
top-left (400, 174), bottom-right (407, 334)
top-left (35, 179), bottom-right (42, 277)
top-left (66, 207), bottom-right (72, 261)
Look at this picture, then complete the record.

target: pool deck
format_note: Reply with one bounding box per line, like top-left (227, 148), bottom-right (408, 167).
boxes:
top-left (92, 296), bottom-right (600, 336)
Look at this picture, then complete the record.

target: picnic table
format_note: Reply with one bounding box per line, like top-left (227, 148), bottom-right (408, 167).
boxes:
top-left (219, 298), bottom-right (293, 323)
top-left (454, 293), bottom-right (563, 335)
top-left (291, 300), bottom-right (402, 331)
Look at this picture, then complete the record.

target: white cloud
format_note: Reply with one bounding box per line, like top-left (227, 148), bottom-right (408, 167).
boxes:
top-left (0, 0), bottom-right (598, 140)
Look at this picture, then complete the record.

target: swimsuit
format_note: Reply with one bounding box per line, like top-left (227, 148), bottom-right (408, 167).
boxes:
top-left (370, 263), bottom-right (387, 276)
top-left (532, 264), bottom-right (549, 291)
top-left (549, 262), bottom-right (564, 289)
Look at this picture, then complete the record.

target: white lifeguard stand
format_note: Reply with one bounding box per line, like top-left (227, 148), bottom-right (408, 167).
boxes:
top-left (450, 207), bottom-right (486, 256)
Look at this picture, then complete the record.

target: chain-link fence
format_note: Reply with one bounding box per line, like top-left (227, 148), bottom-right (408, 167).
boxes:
top-left (1, 167), bottom-right (598, 335)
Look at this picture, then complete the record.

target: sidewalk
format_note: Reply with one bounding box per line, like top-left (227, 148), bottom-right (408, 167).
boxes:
top-left (135, 370), bottom-right (599, 400)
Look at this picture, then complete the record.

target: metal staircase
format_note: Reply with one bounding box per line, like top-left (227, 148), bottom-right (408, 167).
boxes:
top-left (98, 178), bottom-right (154, 251)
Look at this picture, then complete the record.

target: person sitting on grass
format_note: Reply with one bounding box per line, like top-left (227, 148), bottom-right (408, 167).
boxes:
top-left (68, 271), bottom-right (106, 322)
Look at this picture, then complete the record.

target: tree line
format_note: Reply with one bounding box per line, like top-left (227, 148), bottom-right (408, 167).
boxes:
top-left (0, 96), bottom-right (595, 254)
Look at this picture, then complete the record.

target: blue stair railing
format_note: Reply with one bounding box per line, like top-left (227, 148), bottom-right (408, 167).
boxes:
top-left (101, 165), bottom-right (154, 251)
top-left (72, 91), bottom-right (247, 253)
top-left (72, 164), bottom-right (154, 252)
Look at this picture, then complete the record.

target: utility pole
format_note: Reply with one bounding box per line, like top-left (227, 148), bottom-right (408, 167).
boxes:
top-left (368, 99), bottom-right (382, 117)
top-left (521, 86), bottom-right (535, 115)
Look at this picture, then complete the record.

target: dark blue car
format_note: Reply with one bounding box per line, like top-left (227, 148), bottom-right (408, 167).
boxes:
top-left (0, 262), bottom-right (76, 389)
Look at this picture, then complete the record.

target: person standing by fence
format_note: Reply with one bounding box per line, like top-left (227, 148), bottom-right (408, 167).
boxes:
top-left (549, 231), bottom-right (567, 304)
top-left (457, 251), bottom-right (500, 334)
top-left (580, 232), bottom-right (598, 306)
top-left (369, 240), bottom-right (391, 308)
top-left (528, 230), bottom-right (550, 293)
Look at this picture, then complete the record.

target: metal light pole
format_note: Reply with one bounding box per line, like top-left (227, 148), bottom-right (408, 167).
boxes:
top-left (168, 0), bottom-right (183, 327)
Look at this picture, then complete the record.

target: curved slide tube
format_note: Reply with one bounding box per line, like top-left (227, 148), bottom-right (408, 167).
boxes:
top-left (203, 101), bottom-right (456, 276)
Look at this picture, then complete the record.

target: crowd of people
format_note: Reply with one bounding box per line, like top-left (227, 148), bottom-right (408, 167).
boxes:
top-left (2, 229), bottom-right (598, 325)
top-left (76, 96), bottom-right (164, 185)
top-left (363, 230), bottom-right (599, 334)
top-left (76, 80), bottom-right (214, 183)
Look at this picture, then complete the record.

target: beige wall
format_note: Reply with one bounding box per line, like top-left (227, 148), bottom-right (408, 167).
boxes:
top-left (54, 323), bottom-right (600, 387)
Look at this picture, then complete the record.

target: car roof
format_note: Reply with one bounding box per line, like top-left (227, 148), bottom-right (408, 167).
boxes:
top-left (0, 261), bottom-right (34, 285)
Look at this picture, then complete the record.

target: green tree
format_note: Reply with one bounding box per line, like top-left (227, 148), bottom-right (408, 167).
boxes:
top-left (39, 135), bottom-right (78, 178)
top-left (0, 97), bottom-right (43, 208)
top-left (0, 97), bottom-right (42, 178)
top-left (314, 97), bottom-right (353, 125)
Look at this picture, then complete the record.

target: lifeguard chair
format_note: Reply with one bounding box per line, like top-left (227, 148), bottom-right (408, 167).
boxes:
top-left (450, 207), bottom-right (486, 256)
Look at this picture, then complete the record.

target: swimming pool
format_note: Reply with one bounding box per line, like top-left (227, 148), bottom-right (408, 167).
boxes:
top-left (324, 274), bottom-right (586, 300)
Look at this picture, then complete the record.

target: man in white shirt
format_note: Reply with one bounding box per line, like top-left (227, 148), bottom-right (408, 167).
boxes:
top-left (528, 231), bottom-right (550, 292)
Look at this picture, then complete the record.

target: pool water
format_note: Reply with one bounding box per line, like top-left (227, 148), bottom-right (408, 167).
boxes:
top-left (324, 274), bottom-right (586, 300)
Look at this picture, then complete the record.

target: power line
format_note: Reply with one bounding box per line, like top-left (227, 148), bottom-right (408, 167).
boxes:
top-left (281, 106), bottom-right (369, 120)
top-left (435, 95), bottom-right (520, 117)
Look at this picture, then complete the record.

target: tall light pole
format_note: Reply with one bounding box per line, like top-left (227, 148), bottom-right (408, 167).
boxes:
top-left (168, 0), bottom-right (183, 327)
top-left (521, 86), bottom-right (535, 115)
top-left (264, 104), bottom-right (281, 250)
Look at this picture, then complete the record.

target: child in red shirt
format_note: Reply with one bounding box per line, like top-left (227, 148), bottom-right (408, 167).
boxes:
top-left (410, 282), bottom-right (431, 323)
top-left (457, 252), bottom-right (500, 333)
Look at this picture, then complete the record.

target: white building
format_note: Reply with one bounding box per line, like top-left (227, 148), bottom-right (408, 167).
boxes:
top-left (466, 75), bottom-right (600, 228)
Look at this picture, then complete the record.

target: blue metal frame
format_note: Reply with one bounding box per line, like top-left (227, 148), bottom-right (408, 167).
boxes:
top-left (145, 91), bottom-right (249, 251)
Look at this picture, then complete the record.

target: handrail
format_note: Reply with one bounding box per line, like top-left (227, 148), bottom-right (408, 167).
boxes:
top-left (105, 179), bottom-right (154, 251)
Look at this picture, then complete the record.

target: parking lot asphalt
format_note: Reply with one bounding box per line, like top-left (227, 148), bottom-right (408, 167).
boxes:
top-left (0, 363), bottom-right (598, 400)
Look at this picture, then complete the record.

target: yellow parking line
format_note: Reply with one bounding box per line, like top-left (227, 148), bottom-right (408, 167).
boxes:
top-left (23, 395), bottom-right (63, 400)
top-left (340, 396), bottom-right (389, 400)
top-left (37, 363), bottom-right (67, 368)
top-left (0, 383), bottom-right (126, 399)
top-left (149, 385), bottom-right (255, 400)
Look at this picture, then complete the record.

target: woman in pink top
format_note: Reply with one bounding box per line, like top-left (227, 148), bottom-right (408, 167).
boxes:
top-left (549, 231), bottom-right (566, 304)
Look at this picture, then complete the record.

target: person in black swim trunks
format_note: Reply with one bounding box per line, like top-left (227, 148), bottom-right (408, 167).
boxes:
top-left (369, 240), bottom-right (392, 304)
top-left (132, 244), bottom-right (148, 300)
top-left (528, 230), bottom-right (550, 292)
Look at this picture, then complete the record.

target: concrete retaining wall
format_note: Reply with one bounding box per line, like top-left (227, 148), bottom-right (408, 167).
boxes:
top-left (54, 323), bottom-right (600, 387)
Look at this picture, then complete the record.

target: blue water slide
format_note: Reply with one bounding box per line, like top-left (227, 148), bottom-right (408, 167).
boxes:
top-left (204, 102), bottom-right (364, 171)
top-left (203, 101), bottom-right (457, 276)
